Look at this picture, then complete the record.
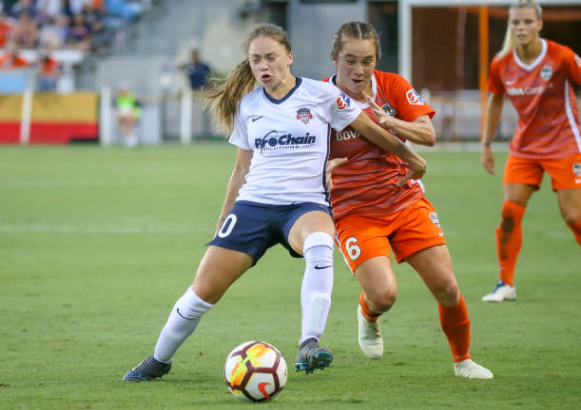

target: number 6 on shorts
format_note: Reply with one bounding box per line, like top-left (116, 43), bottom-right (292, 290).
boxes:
top-left (345, 237), bottom-right (361, 260)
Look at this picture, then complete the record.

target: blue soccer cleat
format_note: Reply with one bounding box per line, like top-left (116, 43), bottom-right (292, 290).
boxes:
top-left (295, 338), bottom-right (333, 374)
top-left (122, 355), bottom-right (172, 382)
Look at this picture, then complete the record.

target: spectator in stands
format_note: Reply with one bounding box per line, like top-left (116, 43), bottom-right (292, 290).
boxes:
top-left (11, 10), bottom-right (38, 48)
top-left (36, 44), bottom-right (59, 91)
top-left (105, 0), bottom-right (142, 21)
top-left (0, 9), bottom-right (13, 48)
top-left (115, 81), bottom-right (141, 147)
top-left (65, 12), bottom-right (91, 51)
top-left (0, 40), bottom-right (28, 68)
top-left (179, 49), bottom-right (212, 91)
top-left (38, 14), bottom-right (69, 50)
top-left (82, 2), bottom-right (112, 54)
top-left (9, 0), bottom-right (36, 18)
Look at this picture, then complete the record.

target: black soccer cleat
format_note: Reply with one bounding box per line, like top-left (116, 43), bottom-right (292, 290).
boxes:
top-left (122, 355), bottom-right (172, 382)
top-left (294, 338), bottom-right (333, 374)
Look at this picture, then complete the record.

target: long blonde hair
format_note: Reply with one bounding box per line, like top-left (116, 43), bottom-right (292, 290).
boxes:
top-left (206, 23), bottom-right (292, 132)
top-left (499, 0), bottom-right (543, 58)
top-left (330, 21), bottom-right (381, 60)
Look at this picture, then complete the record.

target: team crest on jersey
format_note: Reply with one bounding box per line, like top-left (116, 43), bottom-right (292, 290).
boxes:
top-left (336, 92), bottom-right (351, 110)
top-left (430, 212), bottom-right (441, 227)
top-left (381, 102), bottom-right (397, 117)
top-left (296, 107), bottom-right (313, 124)
top-left (540, 65), bottom-right (553, 81)
top-left (573, 162), bottom-right (581, 177)
top-left (406, 89), bottom-right (424, 106)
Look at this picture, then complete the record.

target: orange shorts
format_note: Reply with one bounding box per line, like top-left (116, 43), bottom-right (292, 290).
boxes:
top-left (334, 197), bottom-right (446, 273)
top-left (503, 154), bottom-right (581, 191)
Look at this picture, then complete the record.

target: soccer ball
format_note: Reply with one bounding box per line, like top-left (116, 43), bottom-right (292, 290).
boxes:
top-left (224, 341), bottom-right (288, 402)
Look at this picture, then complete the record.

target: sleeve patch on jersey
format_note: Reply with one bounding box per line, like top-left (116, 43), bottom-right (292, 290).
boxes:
top-left (575, 54), bottom-right (581, 68)
top-left (336, 92), bottom-right (351, 110)
top-left (406, 89), bottom-right (424, 106)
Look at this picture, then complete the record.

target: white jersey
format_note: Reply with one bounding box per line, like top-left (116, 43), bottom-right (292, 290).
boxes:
top-left (229, 77), bottom-right (361, 206)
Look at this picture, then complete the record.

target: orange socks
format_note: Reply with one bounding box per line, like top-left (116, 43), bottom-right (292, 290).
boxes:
top-left (438, 294), bottom-right (471, 363)
top-left (568, 218), bottom-right (581, 246)
top-left (359, 292), bottom-right (381, 322)
top-left (495, 201), bottom-right (525, 286)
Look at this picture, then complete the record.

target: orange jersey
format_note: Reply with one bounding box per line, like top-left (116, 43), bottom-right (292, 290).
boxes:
top-left (488, 39), bottom-right (581, 159)
top-left (40, 57), bottom-right (59, 76)
top-left (323, 70), bottom-right (435, 220)
top-left (0, 22), bottom-right (12, 48)
top-left (0, 53), bottom-right (28, 68)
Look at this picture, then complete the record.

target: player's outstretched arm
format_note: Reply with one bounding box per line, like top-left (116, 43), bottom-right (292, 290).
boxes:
top-left (481, 93), bottom-right (504, 175)
top-left (215, 148), bottom-right (252, 233)
top-left (367, 98), bottom-right (436, 147)
top-left (349, 112), bottom-right (426, 184)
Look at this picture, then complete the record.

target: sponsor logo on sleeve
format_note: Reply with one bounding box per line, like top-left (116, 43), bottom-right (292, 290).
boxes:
top-left (296, 107), bottom-right (313, 124)
top-left (406, 89), bottom-right (424, 106)
top-left (336, 92), bottom-right (351, 110)
top-left (540, 65), bottom-right (553, 81)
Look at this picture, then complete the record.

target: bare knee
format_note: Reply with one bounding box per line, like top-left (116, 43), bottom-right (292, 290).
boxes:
top-left (367, 289), bottom-right (397, 313)
top-left (562, 211), bottom-right (581, 227)
top-left (433, 281), bottom-right (460, 307)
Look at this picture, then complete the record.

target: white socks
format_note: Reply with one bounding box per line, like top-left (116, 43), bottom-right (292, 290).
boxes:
top-left (300, 232), bottom-right (334, 345)
top-left (153, 232), bottom-right (334, 361)
top-left (153, 287), bottom-right (213, 363)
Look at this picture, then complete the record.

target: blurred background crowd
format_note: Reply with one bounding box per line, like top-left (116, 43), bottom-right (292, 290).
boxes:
top-left (0, 0), bottom-right (578, 146)
top-left (0, 0), bottom-right (150, 91)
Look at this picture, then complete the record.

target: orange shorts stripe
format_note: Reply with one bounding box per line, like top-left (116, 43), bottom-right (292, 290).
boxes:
top-left (503, 154), bottom-right (581, 191)
top-left (335, 197), bottom-right (446, 272)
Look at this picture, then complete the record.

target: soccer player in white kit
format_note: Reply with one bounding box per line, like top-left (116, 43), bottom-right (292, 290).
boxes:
top-left (122, 23), bottom-right (427, 382)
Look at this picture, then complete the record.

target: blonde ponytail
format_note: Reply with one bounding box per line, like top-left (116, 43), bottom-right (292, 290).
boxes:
top-left (206, 60), bottom-right (256, 132)
top-left (498, 0), bottom-right (543, 58)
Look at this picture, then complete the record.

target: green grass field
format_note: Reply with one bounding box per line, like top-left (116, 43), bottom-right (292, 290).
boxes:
top-left (1, 144), bottom-right (580, 410)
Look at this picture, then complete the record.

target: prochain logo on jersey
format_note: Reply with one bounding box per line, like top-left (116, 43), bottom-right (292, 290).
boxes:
top-left (255, 130), bottom-right (316, 151)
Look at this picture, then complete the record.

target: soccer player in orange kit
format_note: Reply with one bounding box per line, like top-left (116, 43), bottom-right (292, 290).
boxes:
top-left (481, 0), bottom-right (581, 302)
top-left (325, 21), bottom-right (493, 379)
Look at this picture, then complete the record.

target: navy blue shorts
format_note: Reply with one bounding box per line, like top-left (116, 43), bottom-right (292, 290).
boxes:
top-left (207, 200), bottom-right (332, 265)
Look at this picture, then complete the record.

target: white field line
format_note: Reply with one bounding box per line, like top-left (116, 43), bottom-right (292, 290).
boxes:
top-left (0, 225), bottom-right (191, 234)
top-left (412, 142), bottom-right (510, 152)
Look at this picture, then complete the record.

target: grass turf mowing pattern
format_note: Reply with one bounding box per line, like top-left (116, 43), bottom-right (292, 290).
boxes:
top-left (0, 145), bottom-right (579, 410)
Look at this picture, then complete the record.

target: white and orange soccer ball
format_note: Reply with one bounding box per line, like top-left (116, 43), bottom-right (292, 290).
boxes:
top-left (224, 341), bottom-right (288, 402)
